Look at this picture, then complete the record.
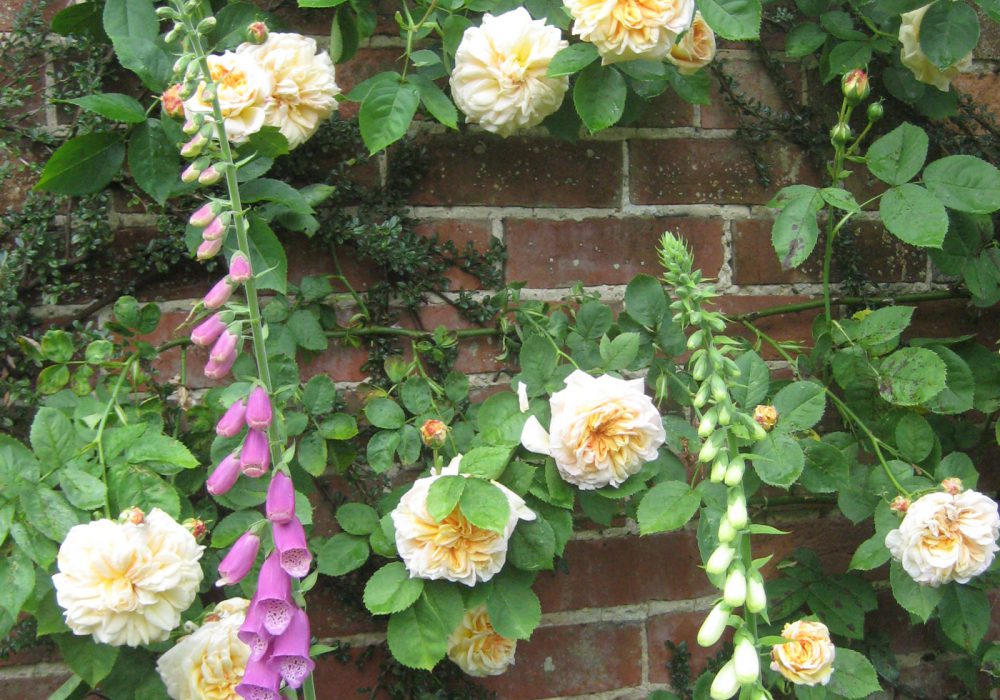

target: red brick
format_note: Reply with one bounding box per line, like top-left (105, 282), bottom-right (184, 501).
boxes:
top-left (505, 217), bottom-right (723, 287)
top-left (334, 48), bottom-right (401, 118)
top-left (414, 305), bottom-right (507, 375)
top-left (308, 584), bottom-right (385, 638)
top-left (634, 90), bottom-right (696, 128)
top-left (647, 610), bottom-right (727, 683)
top-left (404, 136), bottom-right (623, 208)
top-left (478, 621), bottom-right (644, 698)
top-left (0, 671), bottom-right (73, 700)
top-left (716, 295), bottom-right (819, 359)
top-left (955, 72), bottom-right (1000, 120)
top-left (701, 61), bottom-right (801, 130)
top-left (413, 219), bottom-right (496, 291)
top-left (535, 532), bottom-right (713, 613)
top-left (907, 300), bottom-right (1000, 348)
top-left (312, 645), bottom-right (389, 698)
top-left (629, 139), bottom-right (820, 205)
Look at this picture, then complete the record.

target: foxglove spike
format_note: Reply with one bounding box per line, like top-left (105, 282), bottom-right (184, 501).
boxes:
top-left (216, 532), bottom-right (260, 587)
top-left (240, 428), bottom-right (270, 477)
top-left (266, 472), bottom-right (295, 524)
top-left (206, 453), bottom-right (241, 496)
top-left (273, 516), bottom-right (312, 578)
top-left (268, 608), bottom-right (315, 689)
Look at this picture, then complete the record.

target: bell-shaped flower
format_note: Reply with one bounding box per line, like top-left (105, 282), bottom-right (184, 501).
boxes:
top-left (238, 595), bottom-right (271, 661)
top-left (234, 657), bottom-right (282, 700)
top-left (254, 553), bottom-right (294, 635)
top-left (240, 429), bottom-right (270, 477)
top-left (268, 608), bottom-right (315, 689)
top-left (206, 453), bottom-right (241, 496)
top-left (203, 277), bottom-right (234, 310)
top-left (266, 472), bottom-right (295, 524)
top-left (273, 516), bottom-right (311, 578)
top-left (245, 386), bottom-right (272, 430)
top-left (191, 313), bottom-right (226, 347)
top-left (216, 532), bottom-right (260, 587)
top-left (216, 400), bottom-right (247, 438)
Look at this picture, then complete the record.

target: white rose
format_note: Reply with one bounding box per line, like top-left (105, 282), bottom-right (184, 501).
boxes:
top-left (156, 598), bottom-right (250, 700)
top-left (885, 489), bottom-right (999, 586)
top-left (521, 370), bottom-right (666, 490)
top-left (565, 0), bottom-right (695, 64)
top-left (770, 620), bottom-right (836, 687)
top-left (898, 4), bottom-right (973, 92)
top-left (184, 51), bottom-right (273, 143)
top-left (450, 8), bottom-right (569, 137)
top-left (238, 33), bottom-right (340, 149)
top-left (391, 457), bottom-right (536, 586)
top-left (53, 509), bottom-right (205, 647)
top-left (447, 605), bottom-right (517, 677)
top-left (668, 12), bottom-right (716, 75)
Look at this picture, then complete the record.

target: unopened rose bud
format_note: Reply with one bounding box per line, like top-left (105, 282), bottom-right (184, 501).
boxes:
top-left (830, 122), bottom-right (852, 146)
top-left (161, 84), bottom-right (186, 119)
top-left (745, 571), bottom-right (766, 613)
top-left (183, 518), bottom-right (207, 541)
top-left (420, 419), bottom-right (449, 449)
top-left (197, 236), bottom-right (223, 260)
top-left (246, 21), bottom-right (269, 44)
top-left (697, 602), bottom-right (730, 647)
top-left (710, 660), bottom-right (739, 700)
top-left (228, 253), bottom-right (252, 283)
top-left (733, 637), bottom-right (760, 685)
top-left (190, 202), bottom-right (218, 228)
top-left (841, 69), bottom-right (870, 105)
top-left (890, 495), bottom-right (911, 514)
top-left (941, 477), bottom-right (963, 495)
top-left (867, 101), bottom-right (884, 122)
top-left (119, 506), bottom-right (145, 525)
top-left (753, 405), bottom-right (777, 432)
top-left (180, 132), bottom-right (208, 158)
top-left (198, 165), bottom-right (223, 185)
top-left (723, 566), bottom-right (746, 607)
top-left (706, 544), bottom-right (736, 576)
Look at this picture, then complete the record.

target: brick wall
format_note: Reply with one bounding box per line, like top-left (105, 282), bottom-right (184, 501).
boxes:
top-left (2, 2), bottom-right (1000, 698)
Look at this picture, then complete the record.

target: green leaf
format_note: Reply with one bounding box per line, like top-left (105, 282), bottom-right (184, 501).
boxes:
top-left (208, 2), bottom-right (271, 51)
top-left (866, 123), bottom-right (927, 186)
top-left (58, 633), bottom-right (120, 688)
top-left (731, 351), bottom-right (770, 408)
top-left (319, 413), bottom-right (359, 440)
top-left (459, 478), bottom-right (511, 533)
top-left (820, 186), bottom-right (860, 213)
top-left (245, 215), bottom-right (288, 294)
top-left (938, 584), bottom-right (990, 651)
top-left (697, 0), bottom-right (762, 39)
top-left (287, 310), bottom-right (328, 352)
top-left (359, 75), bottom-right (420, 155)
top-left (922, 345), bottom-right (974, 414)
top-left (427, 476), bottom-right (466, 522)
top-left (211, 510), bottom-right (260, 548)
top-left (10, 523), bottom-right (57, 569)
top-left (819, 10), bottom-right (865, 40)
top-left (827, 647), bottom-right (882, 699)
top-left (508, 518), bottom-right (556, 571)
top-left (487, 573), bottom-right (542, 640)
top-left (63, 93), bottom-right (146, 123)
top-left (573, 63), bottom-right (627, 133)
top-left (84, 339), bottom-right (114, 364)
top-left (387, 582), bottom-right (464, 669)
top-left (317, 533), bottom-right (370, 576)
top-left (337, 503), bottom-right (380, 536)
top-left (364, 562), bottom-right (424, 614)
top-left (60, 468), bottom-right (107, 511)
top-left (128, 119), bottom-right (179, 206)
top-left (828, 40), bottom-right (873, 75)
top-left (625, 274), bottom-right (667, 328)
top-left (919, 0), bottom-right (979, 70)
top-left (35, 132), bottom-right (125, 195)
top-left (366, 398), bottom-right (405, 429)
top-left (664, 64), bottom-right (712, 105)
top-left (785, 22), bottom-right (828, 57)
top-left (854, 305), bottom-right (914, 349)
top-left (935, 452), bottom-right (978, 489)
top-left (110, 37), bottom-right (173, 92)
top-left (367, 430), bottom-right (400, 473)
top-left (771, 187), bottom-right (822, 270)
top-left (242, 178), bottom-right (314, 214)
top-left (894, 412), bottom-right (934, 462)
top-left (302, 375), bottom-right (337, 415)
top-left (849, 534), bottom-right (891, 571)
top-left (772, 381), bottom-right (825, 432)
top-left (407, 74), bottom-right (457, 129)
top-left (751, 433), bottom-right (805, 487)
top-left (297, 431), bottom-right (328, 477)
top-left (880, 184), bottom-right (948, 248)
top-left (889, 561), bottom-right (942, 622)
top-left (800, 441), bottom-right (849, 494)
top-left (126, 433), bottom-right (198, 471)
top-left (20, 488), bottom-right (81, 541)
top-left (41, 329), bottom-right (74, 363)
top-left (51, 2), bottom-right (104, 37)
top-left (600, 332), bottom-right (640, 371)
top-left (460, 445), bottom-right (516, 479)
top-left (547, 42), bottom-right (600, 77)
top-left (30, 407), bottom-right (75, 468)
top-left (400, 378), bottom-right (433, 415)
top-left (0, 548), bottom-right (34, 619)
top-left (102, 0), bottom-right (157, 40)
top-left (923, 155), bottom-right (1000, 214)
top-left (637, 480), bottom-right (701, 534)
top-left (575, 301), bottom-right (614, 340)
top-left (878, 347), bottom-right (948, 406)
top-left (108, 463), bottom-right (180, 518)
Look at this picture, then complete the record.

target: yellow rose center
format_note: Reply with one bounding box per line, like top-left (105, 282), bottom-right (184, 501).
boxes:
top-left (611, 0), bottom-right (665, 29)
top-left (412, 507), bottom-right (502, 574)
top-left (578, 403), bottom-right (648, 473)
top-left (211, 64), bottom-right (248, 91)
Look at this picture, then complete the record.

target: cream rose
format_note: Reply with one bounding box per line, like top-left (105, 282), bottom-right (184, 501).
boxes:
top-left (53, 509), bottom-right (204, 647)
top-left (770, 620), bottom-right (836, 687)
top-left (447, 605), bottom-right (517, 677)
top-left (184, 50), bottom-right (272, 143)
top-left (668, 12), bottom-right (715, 75)
top-left (521, 370), bottom-right (666, 489)
top-left (391, 457), bottom-right (536, 586)
top-left (238, 33), bottom-right (340, 149)
top-left (565, 0), bottom-right (695, 64)
top-left (450, 8), bottom-right (569, 137)
top-left (885, 489), bottom-right (1000, 586)
top-left (898, 4), bottom-right (973, 92)
top-left (156, 598), bottom-right (250, 700)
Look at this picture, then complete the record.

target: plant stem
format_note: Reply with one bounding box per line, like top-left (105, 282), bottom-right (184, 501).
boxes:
top-left (94, 354), bottom-right (137, 518)
top-left (734, 290), bottom-right (964, 323)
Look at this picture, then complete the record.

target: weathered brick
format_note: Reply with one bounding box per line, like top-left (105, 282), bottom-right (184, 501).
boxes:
top-left (333, 48), bottom-right (401, 118)
top-left (701, 61), bottom-right (801, 130)
top-left (647, 610), bottom-right (726, 684)
top-left (907, 299), bottom-right (1000, 348)
top-left (404, 136), bottom-right (623, 208)
top-left (413, 219), bottom-right (496, 290)
top-left (634, 89), bottom-right (696, 128)
top-left (0, 669), bottom-right (73, 700)
top-left (311, 645), bottom-right (388, 698)
top-left (955, 72), bottom-right (1000, 121)
top-left (716, 295), bottom-right (820, 359)
top-left (505, 217), bottom-right (724, 287)
top-left (629, 139), bottom-right (820, 205)
top-left (308, 582), bottom-right (386, 638)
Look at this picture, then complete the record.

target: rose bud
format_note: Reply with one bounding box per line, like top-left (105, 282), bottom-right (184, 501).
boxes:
top-left (216, 531), bottom-right (261, 586)
top-left (119, 506), bottom-right (145, 525)
top-left (245, 386), bottom-right (273, 430)
top-left (841, 69), bottom-right (870, 104)
top-left (419, 419), bottom-right (448, 449)
top-left (246, 21), bottom-right (269, 44)
top-left (206, 453), bottom-right (241, 495)
top-left (216, 400), bottom-right (247, 438)
top-left (196, 236), bottom-right (223, 260)
top-left (203, 277), bottom-right (235, 310)
top-left (269, 608), bottom-right (315, 689)
top-left (273, 516), bottom-right (312, 578)
top-left (161, 84), bottom-right (185, 119)
top-left (191, 313), bottom-right (226, 347)
top-left (941, 477), bottom-right (963, 495)
top-left (240, 428), bottom-right (271, 477)
top-left (228, 252), bottom-right (252, 283)
top-left (266, 472), bottom-right (296, 524)
top-left (182, 518), bottom-right (207, 541)
top-left (234, 658), bottom-right (282, 700)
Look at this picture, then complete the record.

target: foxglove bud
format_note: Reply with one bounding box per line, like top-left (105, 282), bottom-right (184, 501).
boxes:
top-left (198, 164), bottom-right (223, 185)
top-left (217, 400), bottom-right (247, 438)
top-left (246, 21), bottom-right (269, 44)
top-left (161, 84), bottom-right (185, 119)
top-left (746, 572), bottom-right (767, 613)
top-left (698, 436), bottom-right (720, 464)
top-left (210, 327), bottom-right (240, 364)
top-left (273, 516), bottom-right (312, 578)
top-left (717, 515), bottom-right (736, 544)
top-left (234, 658), bottom-right (282, 700)
top-left (723, 458), bottom-right (745, 487)
top-left (254, 553), bottom-right (294, 635)
top-left (240, 428), bottom-right (270, 477)
top-left (697, 602), bottom-right (730, 647)
top-left (420, 419), bottom-right (449, 449)
top-left (228, 252), bottom-right (252, 283)
top-left (267, 472), bottom-right (296, 524)
top-left (269, 608), bottom-right (315, 689)
top-left (727, 492), bottom-right (748, 530)
top-left (201, 215), bottom-right (226, 241)
top-left (216, 531), bottom-right (261, 586)
top-left (203, 277), bottom-right (234, 310)
top-left (733, 637), bottom-right (760, 685)
top-left (190, 202), bottom-right (218, 228)
top-left (204, 351), bottom-right (237, 380)
top-left (206, 453), bottom-right (241, 495)
top-left (245, 386), bottom-right (273, 430)
top-left (181, 160), bottom-right (205, 183)
top-left (710, 454), bottom-right (728, 482)
top-left (196, 16), bottom-right (217, 33)
top-left (191, 313), bottom-right (226, 346)
top-left (710, 660), bottom-right (739, 700)
top-left (706, 544), bottom-right (735, 576)
top-left (196, 236), bottom-right (223, 260)
top-left (723, 566), bottom-right (746, 607)
top-left (698, 409), bottom-right (717, 438)
top-left (180, 132), bottom-right (208, 158)
top-left (182, 114), bottom-right (204, 135)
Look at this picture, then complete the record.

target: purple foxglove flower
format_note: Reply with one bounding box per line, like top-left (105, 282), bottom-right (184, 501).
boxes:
top-left (269, 608), bottom-right (315, 689)
top-left (234, 658), bottom-right (282, 700)
top-left (210, 327), bottom-right (240, 364)
top-left (196, 236), bottom-right (223, 260)
top-left (206, 453), bottom-right (241, 496)
top-left (216, 399), bottom-right (247, 438)
top-left (229, 253), bottom-right (252, 283)
top-left (204, 351), bottom-right (237, 381)
top-left (240, 428), bottom-right (270, 477)
top-left (191, 313), bottom-right (225, 347)
top-left (201, 215), bottom-right (226, 241)
top-left (238, 596), bottom-right (272, 661)
top-left (190, 202), bottom-right (217, 228)
top-left (203, 277), bottom-right (234, 310)
top-left (266, 472), bottom-right (295, 524)
top-left (273, 516), bottom-right (312, 578)
top-left (216, 531), bottom-right (260, 587)
top-left (245, 386), bottom-right (273, 431)
top-left (255, 552), bottom-right (294, 635)
top-left (198, 165), bottom-right (223, 185)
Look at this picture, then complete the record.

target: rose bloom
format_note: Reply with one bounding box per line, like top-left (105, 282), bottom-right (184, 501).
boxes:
top-left (238, 33), bottom-right (340, 149)
top-left (157, 598), bottom-right (250, 700)
top-left (183, 50), bottom-right (273, 144)
top-left (450, 8), bottom-right (569, 137)
top-left (521, 370), bottom-right (666, 489)
top-left (885, 489), bottom-right (1000, 586)
top-left (565, 0), bottom-right (695, 64)
top-left (770, 620), bottom-right (836, 687)
top-left (53, 509), bottom-right (205, 647)
top-left (447, 605), bottom-right (517, 677)
top-left (391, 457), bottom-right (536, 586)
top-left (899, 4), bottom-right (972, 92)
top-left (668, 12), bottom-right (715, 75)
